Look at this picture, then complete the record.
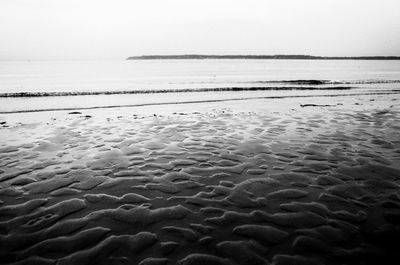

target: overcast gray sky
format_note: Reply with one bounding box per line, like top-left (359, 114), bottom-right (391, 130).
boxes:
top-left (1, 0), bottom-right (399, 60)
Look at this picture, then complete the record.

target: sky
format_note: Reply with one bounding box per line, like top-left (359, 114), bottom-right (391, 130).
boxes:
top-left (0, 0), bottom-right (399, 60)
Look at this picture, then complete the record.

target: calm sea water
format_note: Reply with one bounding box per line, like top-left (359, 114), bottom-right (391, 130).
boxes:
top-left (0, 59), bottom-right (399, 112)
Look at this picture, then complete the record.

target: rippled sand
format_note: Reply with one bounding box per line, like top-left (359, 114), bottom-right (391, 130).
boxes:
top-left (1, 94), bottom-right (400, 265)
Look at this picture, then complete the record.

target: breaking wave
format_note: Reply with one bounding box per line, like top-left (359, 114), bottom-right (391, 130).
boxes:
top-left (250, 79), bottom-right (400, 85)
top-left (0, 86), bottom-right (353, 98)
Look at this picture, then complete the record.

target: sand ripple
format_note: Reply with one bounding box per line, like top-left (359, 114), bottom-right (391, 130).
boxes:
top-left (1, 96), bottom-right (400, 264)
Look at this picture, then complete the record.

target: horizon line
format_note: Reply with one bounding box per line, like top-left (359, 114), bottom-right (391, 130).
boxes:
top-left (2, 54), bottom-right (400, 61)
top-left (127, 54), bottom-right (400, 60)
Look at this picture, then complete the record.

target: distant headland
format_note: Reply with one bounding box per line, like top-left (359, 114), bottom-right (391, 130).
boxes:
top-left (127, 55), bottom-right (400, 60)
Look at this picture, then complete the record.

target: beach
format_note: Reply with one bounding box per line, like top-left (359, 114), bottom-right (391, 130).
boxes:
top-left (1, 92), bottom-right (400, 265)
top-left (2, 0), bottom-right (400, 263)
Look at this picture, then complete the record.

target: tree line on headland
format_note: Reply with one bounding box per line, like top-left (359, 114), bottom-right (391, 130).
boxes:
top-left (127, 55), bottom-right (400, 60)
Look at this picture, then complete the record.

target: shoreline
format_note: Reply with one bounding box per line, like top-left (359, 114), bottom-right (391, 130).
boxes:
top-left (0, 90), bottom-right (399, 114)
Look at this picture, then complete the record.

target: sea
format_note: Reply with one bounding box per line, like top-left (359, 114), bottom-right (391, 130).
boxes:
top-left (0, 59), bottom-right (399, 113)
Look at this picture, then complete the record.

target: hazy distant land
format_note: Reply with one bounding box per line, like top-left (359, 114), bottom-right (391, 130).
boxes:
top-left (127, 54), bottom-right (400, 60)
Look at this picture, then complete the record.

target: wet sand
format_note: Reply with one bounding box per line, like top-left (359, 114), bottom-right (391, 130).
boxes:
top-left (1, 94), bottom-right (400, 265)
